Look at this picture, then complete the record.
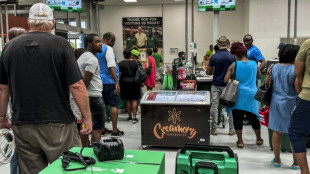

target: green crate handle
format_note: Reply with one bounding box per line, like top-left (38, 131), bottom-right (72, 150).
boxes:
top-left (180, 144), bottom-right (235, 158)
top-left (195, 161), bottom-right (218, 174)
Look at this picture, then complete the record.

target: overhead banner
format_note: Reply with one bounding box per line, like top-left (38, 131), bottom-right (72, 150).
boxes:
top-left (123, 17), bottom-right (162, 26)
top-left (122, 17), bottom-right (163, 49)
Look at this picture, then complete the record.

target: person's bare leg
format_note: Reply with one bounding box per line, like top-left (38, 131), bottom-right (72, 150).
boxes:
top-left (272, 131), bottom-right (282, 164)
top-left (132, 100), bottom-right (138, 119)
top-left (254, 129), bottom-right (263, 145)
top-left (91, 129), bottom-right (102, 143)
top-left (236, 130), bottom-right (243, 147)
top-left (147, 86), bottom-right (153, 91)
top-left (126, 100), bottom-right (132, 118)
top-left (290, 143), bottom-right (299, 167)
top-left (295, 153), bottom-right (310, 174)
top-left (111, 107), bottom-right (119, 132)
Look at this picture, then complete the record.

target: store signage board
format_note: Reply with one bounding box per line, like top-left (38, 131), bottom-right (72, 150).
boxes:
top-left (198, 0), bottom-right (236, 12)
top-left (0, 0), bottom-right (16, 4)
top-left (46, 0), bottom-right (82, 13)
top-left (189, 42), bottom-right (197, 53)
top-left (122, 17), bottom-right (163, 49)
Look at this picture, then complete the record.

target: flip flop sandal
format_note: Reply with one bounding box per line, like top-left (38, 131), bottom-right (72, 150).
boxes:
top-left (256, 139), bottom-right (264, 146)
top-left (102, 128), bottom-right (112, 135)
top-left (291, 164), bottom-right (300, 170)
top-left (111, 129), bottom-right (125, 137)
top-left (271, 158), bottom-right (281, 167)
top-left (236, 141), bottom-right (244, 148)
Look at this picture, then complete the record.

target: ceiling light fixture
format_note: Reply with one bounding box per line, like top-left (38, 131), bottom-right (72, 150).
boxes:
top-left (123, 0), bottom-right (137, 2)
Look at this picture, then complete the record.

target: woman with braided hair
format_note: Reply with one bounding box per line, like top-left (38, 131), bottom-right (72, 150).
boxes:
top-left (224, 42), bottom-right (263, 148)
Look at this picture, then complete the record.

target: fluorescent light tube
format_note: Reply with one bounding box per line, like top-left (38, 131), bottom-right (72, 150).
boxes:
top-left (123, 0), bottom-right (137, 2)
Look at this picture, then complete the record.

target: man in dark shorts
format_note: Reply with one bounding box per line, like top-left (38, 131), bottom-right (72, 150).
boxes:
top-left (96, 32), bottom-right (124, 138)
top-left (78, 34), bottom-right (111, 143)
top-left (0, 3), bottom-right (92, 174)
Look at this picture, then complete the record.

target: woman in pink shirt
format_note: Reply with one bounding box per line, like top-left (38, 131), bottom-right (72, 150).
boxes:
top-left (144, 48), bottom-right (156, 90)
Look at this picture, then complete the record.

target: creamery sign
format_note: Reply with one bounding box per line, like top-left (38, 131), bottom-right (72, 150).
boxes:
top-left (153, 108), bottom-right (197, 139)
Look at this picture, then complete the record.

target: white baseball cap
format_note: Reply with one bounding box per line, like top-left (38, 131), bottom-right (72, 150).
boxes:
top-left (29, 3), bottom-right (54, 21)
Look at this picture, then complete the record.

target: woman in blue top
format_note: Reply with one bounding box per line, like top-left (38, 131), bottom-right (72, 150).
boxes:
top-left (224, 42), bottom-right (262, 148)
top-left (266, 44), bottom-right (300, 169)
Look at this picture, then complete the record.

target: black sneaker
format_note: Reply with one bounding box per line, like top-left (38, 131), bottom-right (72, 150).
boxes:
top-left (127, 116), bottom-right (132, 121)
top-left (111, 129), bottom-right (124, 138)
top-left (102, 128), bottom-right (112, 136)
top-left (132, 118), bottom-right (139, 123)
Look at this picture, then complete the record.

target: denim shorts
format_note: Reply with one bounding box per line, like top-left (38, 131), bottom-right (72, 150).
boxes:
top-left (102, 84), bottom-right (121, 107)
top-left (89, 97), bottom-right (106, 130)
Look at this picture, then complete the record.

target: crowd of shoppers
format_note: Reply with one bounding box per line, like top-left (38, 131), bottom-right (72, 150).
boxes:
top-left (3, 3), bottom-right (310, 174)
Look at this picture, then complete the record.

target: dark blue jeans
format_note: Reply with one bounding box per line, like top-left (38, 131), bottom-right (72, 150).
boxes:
top-left (289, 97), bottom-right (310, 153)
top-left (10, 151), bottom-right (18, 174)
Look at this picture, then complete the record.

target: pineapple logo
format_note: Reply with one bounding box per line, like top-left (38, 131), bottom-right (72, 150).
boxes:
top-left (168, 108), bottom-right (181, 124)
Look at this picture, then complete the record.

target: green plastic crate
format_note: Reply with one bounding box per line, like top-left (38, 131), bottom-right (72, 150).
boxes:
top-left (176, 145), bottom-right (238, 174)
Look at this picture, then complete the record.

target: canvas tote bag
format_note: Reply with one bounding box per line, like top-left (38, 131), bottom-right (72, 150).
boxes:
top-left (219, 61), bottom-right (239, 107)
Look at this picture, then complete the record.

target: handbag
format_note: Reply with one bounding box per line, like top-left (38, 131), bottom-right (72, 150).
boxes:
top-left (259, 106), bottom-right (270, 127)
top-left (145, 57), bottom-right (153, 75)
top-left (134, 60), bottom-right (147, 84)
top-left (254, 64), bottom-right (275, 106)
top-left (219, 61), bottom-right (239, 107)
top-left (145, 65), bottom-right (152, 75)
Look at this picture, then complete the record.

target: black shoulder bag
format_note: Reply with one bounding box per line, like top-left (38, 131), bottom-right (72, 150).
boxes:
top-left (254, 64), bottom-right (275, 106)
top-left (134, 60), bottom-right (147, 84)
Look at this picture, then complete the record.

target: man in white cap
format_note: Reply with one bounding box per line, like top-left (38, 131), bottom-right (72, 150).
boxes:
top-left (0, 3), bottom-right (92, 174)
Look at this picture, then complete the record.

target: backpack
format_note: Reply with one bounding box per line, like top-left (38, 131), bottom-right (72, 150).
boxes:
top-left (134, 60), bottom-right (147, 84)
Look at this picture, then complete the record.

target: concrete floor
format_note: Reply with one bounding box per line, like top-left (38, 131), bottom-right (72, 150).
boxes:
top-left (0, 81), bottom-right (307, 174)
top-left (116, 113), bottom-right (304, 174)
top-left (1, 112), bottom-right (307, 174)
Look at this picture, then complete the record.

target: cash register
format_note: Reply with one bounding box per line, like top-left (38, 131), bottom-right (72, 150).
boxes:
top-left (172, 58), bottom-right (183, 90)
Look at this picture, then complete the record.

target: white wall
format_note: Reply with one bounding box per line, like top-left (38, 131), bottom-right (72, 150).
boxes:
top-left (100, 1), bottom-right (247, 64)
top-left (249, 0), bottom-right (310, 59)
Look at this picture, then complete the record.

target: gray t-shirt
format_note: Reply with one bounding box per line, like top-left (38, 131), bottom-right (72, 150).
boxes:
top-left (77, 52), bottom-right (103, 97)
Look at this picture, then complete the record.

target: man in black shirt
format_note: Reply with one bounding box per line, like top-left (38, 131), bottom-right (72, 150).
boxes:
top-left (0, 3), bottom-right (92, 174)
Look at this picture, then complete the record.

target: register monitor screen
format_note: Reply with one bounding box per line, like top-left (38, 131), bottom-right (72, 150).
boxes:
top-left (198, 0), bottom-right (236, 12)
top-left (46, 0), bottom-right (82, 12)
